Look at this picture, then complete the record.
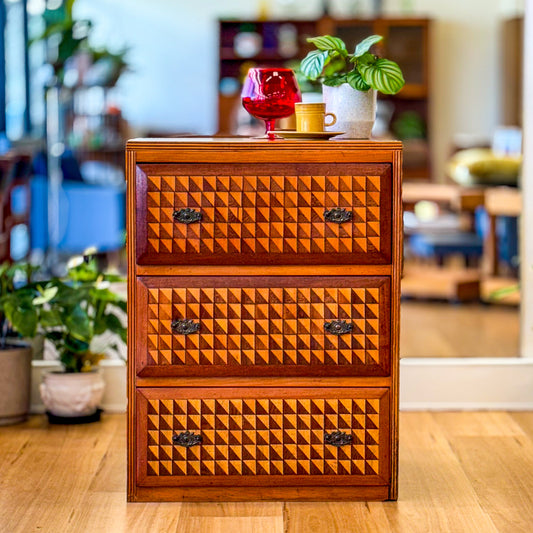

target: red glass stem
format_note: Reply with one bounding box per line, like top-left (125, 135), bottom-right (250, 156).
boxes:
top-left (265, 119), bottom-right (276, 140)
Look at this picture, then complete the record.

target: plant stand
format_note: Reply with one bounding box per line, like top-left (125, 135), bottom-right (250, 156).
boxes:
top-left (46, 408), bottom-right (102, 425)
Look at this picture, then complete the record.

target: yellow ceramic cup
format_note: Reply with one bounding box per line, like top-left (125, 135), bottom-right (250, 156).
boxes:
top-left (295, 102), bottom-right (337, 133)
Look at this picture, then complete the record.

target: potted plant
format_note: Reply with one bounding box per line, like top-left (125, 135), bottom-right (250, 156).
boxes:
top-left (300, 34), bottom-right (405, 138)
top-left (0, 263), bottom-right (40, 425)
top-left (33, 256), bottom-right (126, 422)
top-left (31, 0), bottom-right (129, 87)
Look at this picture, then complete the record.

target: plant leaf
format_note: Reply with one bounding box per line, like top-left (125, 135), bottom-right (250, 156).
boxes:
top-left (323, 56), bottom-right (346, 77)
top-left (64, 335), bottom-right (90, 354)
top-left (359, 58), bottom-right (405, 95)
top-left (104, 313), bottom-right (127, 343)
top-left (322, 74), bottom-right (347, 87)
top-left (32, 286), bottom-right (58, 305)
top-left (300, 50), bottom-right (328, 80)
top-left (9, 306), bottom-right (38, 338)
top-left (354, 35), bottom-right (383, 57)
top-left (307, 35), bottom-right (347, 54)
top-left (351, 51), bottom-right (375, 66)
top-left (346, 70), bottom-right (372, 91)
top-left (39, 309), bottom-right (62, 328)
top-left (64, 305), bottom-right (92, 342)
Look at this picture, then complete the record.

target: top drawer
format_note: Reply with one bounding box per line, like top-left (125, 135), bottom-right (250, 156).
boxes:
top-left (135, 163), bottom-right (392, 265)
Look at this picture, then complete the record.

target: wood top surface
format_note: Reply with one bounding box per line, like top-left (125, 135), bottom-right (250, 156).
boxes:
top-left (126, 137), bottom-right (403, 150)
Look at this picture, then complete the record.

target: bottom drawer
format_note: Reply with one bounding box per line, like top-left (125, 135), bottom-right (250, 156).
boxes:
top-left (136, 387), bottom-right (391, 488)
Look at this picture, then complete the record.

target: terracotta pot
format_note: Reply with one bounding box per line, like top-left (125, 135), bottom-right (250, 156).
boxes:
top-left (322, 84), bottom-right (377, 139)
top-left (40, 370), bottom-right (105, 417)
top-left (0, 345), bottom-right (32, 425)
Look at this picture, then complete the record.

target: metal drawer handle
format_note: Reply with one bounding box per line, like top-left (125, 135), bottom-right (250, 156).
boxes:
top-left (172, 431), bottom-right (202, 448)
top-left (324, 320), bottom-right (353, 336)
top-left (173, 208), bottom-right (202, 224)
top-left (323, 208), bottom-right (353, 224)
top-left (324, 431), bottom-right (353, 447)
top-left (171, 319), bottom-right (200, 335)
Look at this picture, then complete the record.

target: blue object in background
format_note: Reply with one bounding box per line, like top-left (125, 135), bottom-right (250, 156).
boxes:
top-left (31, 175), bottom-right (125, 254)
top-left (408, 232), bottom-right (484, 265)
top-left (475, 207), bottom-right (519, 268)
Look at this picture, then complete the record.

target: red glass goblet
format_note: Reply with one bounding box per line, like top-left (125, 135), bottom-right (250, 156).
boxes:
top-left (241, 67), bottom-right (301, 140)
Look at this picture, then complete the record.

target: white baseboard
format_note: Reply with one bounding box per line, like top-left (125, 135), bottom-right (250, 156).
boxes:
top-left (400, 358), bottom-right (533, 410)
top-left (31, 360), bottom-right (127, 414)
top-left (30, 358), bottom-right (533, 413)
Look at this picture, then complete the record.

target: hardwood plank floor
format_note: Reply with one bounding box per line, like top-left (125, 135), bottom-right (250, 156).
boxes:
top-left (1, 413), bottom-right (533, 532)
top-left (400, 300), bottom-right (520, 358)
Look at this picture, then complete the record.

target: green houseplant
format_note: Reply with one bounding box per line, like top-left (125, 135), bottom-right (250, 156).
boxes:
top-left (37, 258), bottom-right (126, 371)
top-left (2, 256), bottom-right (127, 420)
top-left (0, 263), bottom-right (39, 425)
top-left (34, 256), bottom-right (126, 420)
top-left (300, 34), bottom-right (405, 138)
top-left (32, 0), bottom-right (129, 86)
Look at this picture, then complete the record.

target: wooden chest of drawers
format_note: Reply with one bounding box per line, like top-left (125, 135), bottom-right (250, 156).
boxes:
top-left (127, 138), bottom-right (402, 501)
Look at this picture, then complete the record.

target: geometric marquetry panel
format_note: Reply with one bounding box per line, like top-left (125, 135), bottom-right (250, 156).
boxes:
top-left (142, 392), bottom-right (385, 478)
top-left (138, 277), bottom-right (389, 375)
top-left (136, 165), bottom-right (392, 265)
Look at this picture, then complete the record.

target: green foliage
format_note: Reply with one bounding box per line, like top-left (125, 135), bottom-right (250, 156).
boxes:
top-left (33, 258), bottom-right (127, 372)
top-left (392, 111), bottom-right (426, 140)
top-left (0, 263), bottom-right (40, 346)
top-left (30, 0), bottom-right (129, 85)
top-left (300, 34), bottom-right (405, 95)
top-left (0, 258), bottom-right (127, 373)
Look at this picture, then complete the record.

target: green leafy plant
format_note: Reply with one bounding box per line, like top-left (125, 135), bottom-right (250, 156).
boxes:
top-left (31, 0), bottom-right (129, 85)
top-left (0, 263), bottom-right (40, 349)
top-left (300, 34), bottom-right (405, 95)
top-left (35, 258), bottom-right (126, 373)
top-left (30, 0), bottom-right (91, 81)
top-left (0, 257), bottom-right (127, 373)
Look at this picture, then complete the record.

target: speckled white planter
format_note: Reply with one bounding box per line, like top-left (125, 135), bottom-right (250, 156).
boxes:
top-left (322, 84), bottom-right (377, 139)
top-left (40, 370), bottom-right (105, 417)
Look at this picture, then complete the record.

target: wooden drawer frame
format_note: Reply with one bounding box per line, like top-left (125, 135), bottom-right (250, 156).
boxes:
top-left (135, 275), bottom-right (391, 378)
top-left (136, 387), bottom-right (390, 493)
top-left (135, 163), bottom-right (392, 266)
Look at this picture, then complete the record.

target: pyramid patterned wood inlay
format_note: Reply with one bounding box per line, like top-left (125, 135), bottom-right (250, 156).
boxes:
top-left (138, 171), bottom-right (390, 264)
top-left (142, 280), bottom-right (387, 371)
top-left (144, 396), bottom-right (383, 477)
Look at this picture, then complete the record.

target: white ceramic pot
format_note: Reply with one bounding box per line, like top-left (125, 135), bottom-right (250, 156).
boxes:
top-left (40, 370), bottom-right (105, 417)
top-left (0, 345), bottom-right (32, 425)
top-left (322, 84), bottom-right (377, 139)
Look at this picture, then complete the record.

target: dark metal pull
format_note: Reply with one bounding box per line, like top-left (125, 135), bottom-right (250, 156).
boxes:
top-left (324, 320), bottom-right (353, 336)
top-left (324, 431), bottom-right (353, 447)
top-left (173, 208), bottom-right (202, 224)
top-left (172, 431), bottom-right (202, 448)
top-left (323, 208), bottom-right (353, 224)
top-left (171, 319), bottom-right (200, 335)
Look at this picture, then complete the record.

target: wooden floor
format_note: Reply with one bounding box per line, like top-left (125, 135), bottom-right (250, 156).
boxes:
top-left (1, 412), bottom-right (533, 532)
top-left (400, 300), bottom-right (520, 357)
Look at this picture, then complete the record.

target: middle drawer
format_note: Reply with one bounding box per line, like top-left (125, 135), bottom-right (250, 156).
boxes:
top-left (136, 276), bottom-right (390, 377)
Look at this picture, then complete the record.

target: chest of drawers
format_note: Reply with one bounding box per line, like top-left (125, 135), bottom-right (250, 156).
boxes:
top-left (127, 138), bottom-right (402, 501)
